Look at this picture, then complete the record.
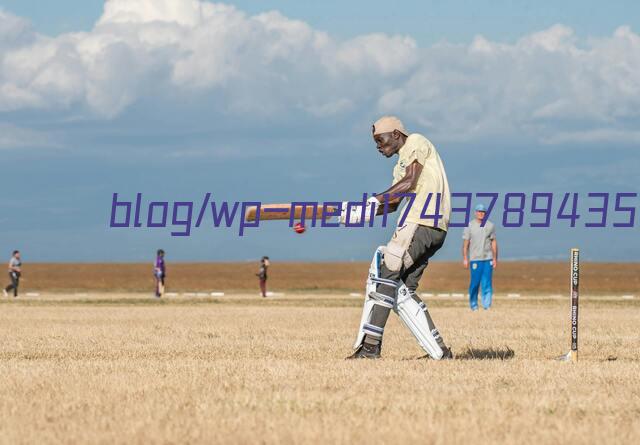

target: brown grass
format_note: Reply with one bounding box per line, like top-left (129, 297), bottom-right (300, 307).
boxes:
top-left (18, 261), bottom-right (640, 294)
top-left (0, 294), bottom-right (639, 444)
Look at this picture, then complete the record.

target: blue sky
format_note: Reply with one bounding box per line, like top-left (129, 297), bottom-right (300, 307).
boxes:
top-left (0, 0), bottom-right (638, 262)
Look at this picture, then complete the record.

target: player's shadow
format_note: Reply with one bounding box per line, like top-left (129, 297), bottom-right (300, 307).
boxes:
top-left (412, 346), bottom-right (514, 361)
top-left (456, 346), bottom-right (515, 360)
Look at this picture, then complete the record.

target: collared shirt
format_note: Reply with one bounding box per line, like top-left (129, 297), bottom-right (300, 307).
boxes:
top-left (391, 133), bottom-right (451, 231)
top-left (463, 219), bottom-right (496, 261)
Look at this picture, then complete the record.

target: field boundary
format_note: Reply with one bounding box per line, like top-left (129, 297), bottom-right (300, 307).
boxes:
top-left (1, 293), bottom-right (638, 308)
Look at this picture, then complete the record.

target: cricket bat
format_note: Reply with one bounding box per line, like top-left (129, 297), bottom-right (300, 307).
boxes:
top-left (244, 203), bottom-right (339, 222)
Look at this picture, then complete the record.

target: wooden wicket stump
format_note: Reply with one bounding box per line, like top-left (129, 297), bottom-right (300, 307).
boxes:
top-left (556, 248), bottom-right (580, 362)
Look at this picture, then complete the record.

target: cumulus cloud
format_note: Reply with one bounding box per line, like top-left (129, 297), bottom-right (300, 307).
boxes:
top-left (0, 1), bottom-right (416, 119)
top-left (0, 9), bottom-right (35, 49)
top-left (384, 24), bottom-right (640, 143)
top-left (0, 1), bottom-right (639, 145)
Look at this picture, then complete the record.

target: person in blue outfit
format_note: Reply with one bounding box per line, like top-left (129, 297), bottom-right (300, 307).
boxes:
top-left (462, 204), bottom-right (498, 310)
top-left (154, 249), bottom-right (166, 298)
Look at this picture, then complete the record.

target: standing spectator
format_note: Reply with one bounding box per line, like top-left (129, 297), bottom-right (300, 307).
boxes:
top-left (462, 204), bottom-right (498, 311)
top-left (4, 250), bottom-right (22, 298)
top-left (257, 256), bottom-right (270, 298)
top-left (154, 249), bottom-right (166, 298)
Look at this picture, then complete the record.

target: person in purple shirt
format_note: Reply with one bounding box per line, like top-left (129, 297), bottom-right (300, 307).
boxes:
top-left (154, 249), bottom-right (166, 298)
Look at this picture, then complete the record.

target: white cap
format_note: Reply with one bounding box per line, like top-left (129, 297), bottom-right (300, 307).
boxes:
top-left (372, 116), bottom-right (408, 136)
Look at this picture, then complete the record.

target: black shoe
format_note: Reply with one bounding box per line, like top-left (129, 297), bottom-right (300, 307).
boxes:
top-left (346, 342), bottom-right (381, 359)
top-left (441, 346), bottom-right (454, 360)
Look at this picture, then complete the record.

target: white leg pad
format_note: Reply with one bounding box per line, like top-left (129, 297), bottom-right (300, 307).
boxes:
top-left (395, 284), bottom-right (444, 360)
top-left (353, 247), bottom-right (444, 360)
top-left (353, 247), bottom-right (394, 349)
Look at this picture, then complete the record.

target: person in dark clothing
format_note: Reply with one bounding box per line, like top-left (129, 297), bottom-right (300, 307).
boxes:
top-left (257, 256), bottom-right (270, 298)
top-left (4, 250), bottom-right (22, 298)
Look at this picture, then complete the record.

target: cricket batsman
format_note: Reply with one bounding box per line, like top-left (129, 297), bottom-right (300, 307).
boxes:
top-left (344, 116), bottom-right (453, 359)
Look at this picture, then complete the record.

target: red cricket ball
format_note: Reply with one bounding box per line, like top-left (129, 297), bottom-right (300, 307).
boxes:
top-left (294, 222), bottom-right (306, 234)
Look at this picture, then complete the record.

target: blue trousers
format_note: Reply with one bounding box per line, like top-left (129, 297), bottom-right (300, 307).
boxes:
top-left (469, 259), bottom-right (493, 310)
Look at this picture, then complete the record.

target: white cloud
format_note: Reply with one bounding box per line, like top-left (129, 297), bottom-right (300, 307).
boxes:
top-left (0, 1), bottom-right (416, 118)
top-left (334, 33), bottom-right (417, 76)
top-left (386, 24), bottom-right (640, 143)
top-left (0, 9), bottom-right (35, 49)
top-left (0, 1), bottom-right (639, 145)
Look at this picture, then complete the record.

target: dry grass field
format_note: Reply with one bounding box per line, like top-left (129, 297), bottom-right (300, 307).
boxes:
top-left (0, 293), bottom-right (639, 444)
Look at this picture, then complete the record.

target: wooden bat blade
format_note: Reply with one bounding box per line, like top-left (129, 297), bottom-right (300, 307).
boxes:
top-left (244, 203), bottom-right (338, 222)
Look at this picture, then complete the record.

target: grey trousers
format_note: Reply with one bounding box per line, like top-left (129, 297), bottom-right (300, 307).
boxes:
top-left (370, 225), bottom-right (447, 330)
